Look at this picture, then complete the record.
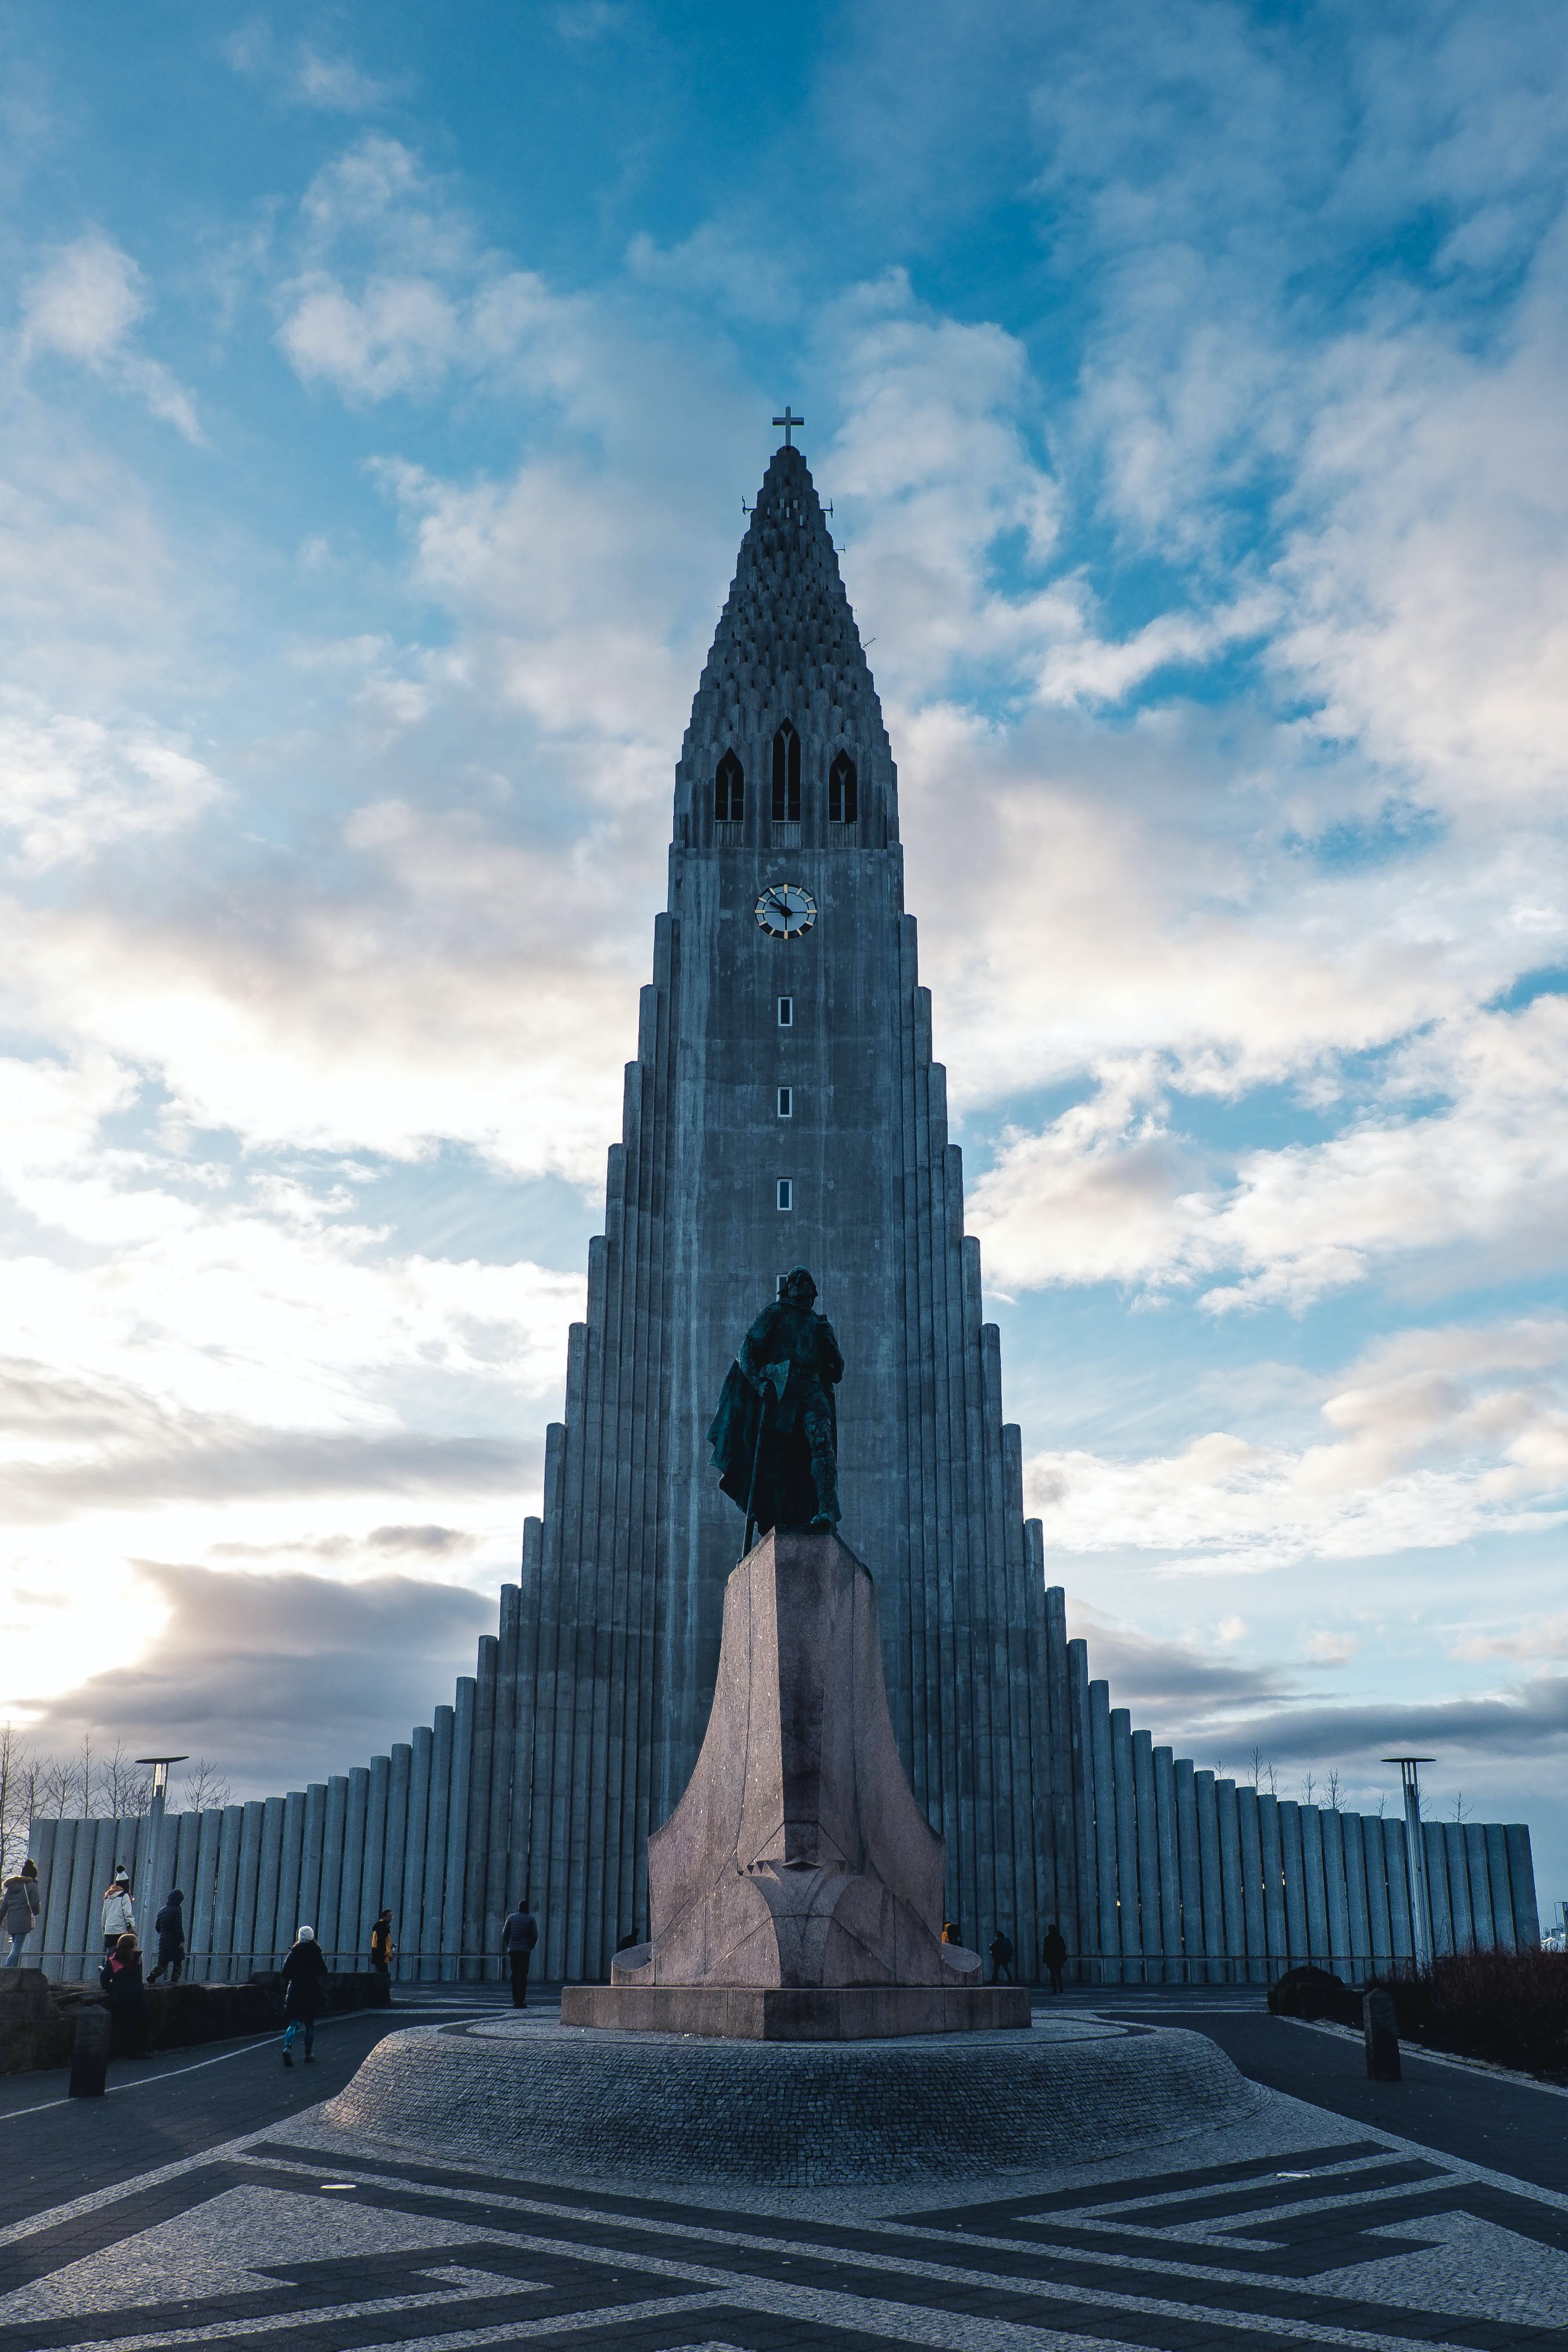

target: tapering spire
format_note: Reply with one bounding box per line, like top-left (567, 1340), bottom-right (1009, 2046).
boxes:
top-left (678, 445), bottom-right (896, 850)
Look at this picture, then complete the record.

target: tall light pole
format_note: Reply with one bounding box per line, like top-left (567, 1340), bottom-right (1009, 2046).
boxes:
top-left (1383, 1755), bottom-right (1435, 1970)
top-left (136, 1757), bottom-right (187, 1967)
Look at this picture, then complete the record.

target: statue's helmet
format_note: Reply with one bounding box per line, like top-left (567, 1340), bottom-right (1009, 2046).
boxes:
top-left (781, 1266), bottom-right (818, 1304)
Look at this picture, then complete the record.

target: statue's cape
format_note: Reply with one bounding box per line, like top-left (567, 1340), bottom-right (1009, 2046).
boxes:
top-left (709, 1352), bottom-right (835, 1515)
top-left (707, 1359), bottom-right (761, 1509)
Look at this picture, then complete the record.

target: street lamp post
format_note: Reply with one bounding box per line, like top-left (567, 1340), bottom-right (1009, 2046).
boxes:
top-left (1383, 1755), bottom-right (1435, 1971)
top-left (136, 1757), bottom-right (188, 1970)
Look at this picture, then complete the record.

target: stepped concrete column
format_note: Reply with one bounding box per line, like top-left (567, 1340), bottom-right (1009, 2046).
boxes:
top-left (1174, 1760), bottom-right (1201, 1986)
top-left (1216, 1780), bottom-right (1244, 1985)
top-left (1342, 1812), bottom-right (1372, 1970)
top-left (337, 1768), bottom-right (369, 1971)
top-left (233, 1802), bottom-right (265, 1977)
top-left (400, 1728), bottom-right (432, 1981)
top-left (1504, 1825), bottom-right (1539, 1946)
top-left (255, 1799), bottom-right (284, 1968)
top-left (1152, 1746), bottom-right (1180, 1985)
top-left (1300, 1806), bottom-right (1329, 1966)
top-left (422, 1706), bottom-right (454, 1981)
top-left (1364, 1813), bottom-right (1395, 1963)
top-left (39, 1820), bottom-right (74, 1981)
top-left (1193, 1771), bottom-right (1223, 1984)
top-left (1236, 1787), bottom-right (1266, 1984)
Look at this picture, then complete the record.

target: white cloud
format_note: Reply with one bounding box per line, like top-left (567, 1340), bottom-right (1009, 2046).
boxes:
top-left (20, 230), bottom-right (144, 363)
top-left (0, 703), bottom-right (221, 870)
top-left (1027, 1316), bottom-right (1568, 1567)
top-left (19, 231), bottom-right (201, 441)
top-left (279, 273), bottom-right (460, 400)
top-left (971, 992), bottom-right (1568, 1310)
top-left (295, 47), bottom-right (397, 111)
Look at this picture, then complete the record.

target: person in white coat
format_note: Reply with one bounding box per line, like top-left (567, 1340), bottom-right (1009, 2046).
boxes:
top-left (101, 1873), bottom-right (136, 1957)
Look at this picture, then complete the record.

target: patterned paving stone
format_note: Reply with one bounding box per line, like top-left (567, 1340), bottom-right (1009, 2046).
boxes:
top-left (8, 1994), bottom-right (1568, 2352)
top-left (4, 2064), bottom-right (1568, 2351)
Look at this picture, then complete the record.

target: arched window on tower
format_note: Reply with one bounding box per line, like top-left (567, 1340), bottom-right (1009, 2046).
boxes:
top-left (771, 721), bottom-right (801, 822)
top-left (714, 749), bottom-right (744, 823)
top-left (828, 750), bottom-right (858, 826)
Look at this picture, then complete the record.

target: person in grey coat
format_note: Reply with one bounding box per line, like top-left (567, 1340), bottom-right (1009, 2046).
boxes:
top-left (147, 1890), bottom-right (186, 1985)
top-left (501, 1899), bottom-right (538, 2008)
top-left (2, 1862), bottom-right (40, 1966)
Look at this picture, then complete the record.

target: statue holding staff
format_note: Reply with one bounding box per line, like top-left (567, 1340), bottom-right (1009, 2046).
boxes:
top-left (707, 1267), bottom-right (844, 1552)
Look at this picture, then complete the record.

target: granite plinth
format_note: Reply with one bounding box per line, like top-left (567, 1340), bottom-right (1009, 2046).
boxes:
top-left (601, 1527), bottom-right (982, 2025)
top-left (327, 2011), bottom-right (1265, 2185)
top-left (561, 1981), bottom-right (1029, 2038)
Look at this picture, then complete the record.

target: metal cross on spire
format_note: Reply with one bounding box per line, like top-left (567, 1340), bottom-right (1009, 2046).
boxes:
top-left (773, 405), bottom-right (804, 447)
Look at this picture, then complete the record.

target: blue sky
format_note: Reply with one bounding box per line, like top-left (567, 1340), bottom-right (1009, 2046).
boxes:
top-left (2, 0), bottom-right (1567, 1911)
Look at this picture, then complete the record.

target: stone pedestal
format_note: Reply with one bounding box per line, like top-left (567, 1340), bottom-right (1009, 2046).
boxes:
top-left (562, 1526), bottom-right (1028, 2037)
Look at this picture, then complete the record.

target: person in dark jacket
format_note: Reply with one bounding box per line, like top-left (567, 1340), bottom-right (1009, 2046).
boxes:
top-left (99, 1932), bottom-right (150, 2056)
top-left (1040, 1921), bottom-right (1068, 1995)
top-left (368, 1908), bottom-right (394, 1983)
top-left (501, 1899), bottom-right (538, 2008)
top-left (2, 1861), bottom-right (40, 1967)
top-left (988, 1930), bottom-right (1015, 1984)
top-left (280, 1924), bottom-right (329, 2065)
top-left (147, 1890), bottom-right (186, 1984)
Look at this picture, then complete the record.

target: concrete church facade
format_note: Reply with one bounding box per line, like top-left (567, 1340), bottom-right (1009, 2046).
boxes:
top-left (516, 436), bottom-right (1069, 1981)
top-left (29, 439), bottom-right (1542, 1986)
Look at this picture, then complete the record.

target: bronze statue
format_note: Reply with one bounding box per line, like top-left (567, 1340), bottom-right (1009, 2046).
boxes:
top-left (707, 1268), bottom-right (844, 1550)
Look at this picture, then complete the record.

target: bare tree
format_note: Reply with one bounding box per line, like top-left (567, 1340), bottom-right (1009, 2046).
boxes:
top-left (34, 1750), bottom-right (75, 1820)
top-left (1324, 1769), bottom-right (1343, 1812)
top-left (0, 1728), bottom-right (53, 1876)
top-left (1451, 1789), bottom-right (1473, 1823)
top-left (0, 1723), bottom-right (25, 1876)
top-left (99, 1741), bottom-right (153, 1824)
top-left (1302, 1772), bottom-right (1316, 1807)
top-left (180, 1760), bottom-right (233, 1813)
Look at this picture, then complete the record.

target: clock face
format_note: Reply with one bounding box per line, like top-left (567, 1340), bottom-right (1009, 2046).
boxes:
top-left (754, 881), bottom-right (818, 939)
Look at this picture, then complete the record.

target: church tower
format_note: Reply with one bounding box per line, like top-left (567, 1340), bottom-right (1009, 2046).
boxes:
top-left (35, 431), bottom-right (1536, 1996)
top-left (508, 433), bottom-right (1078, 1979)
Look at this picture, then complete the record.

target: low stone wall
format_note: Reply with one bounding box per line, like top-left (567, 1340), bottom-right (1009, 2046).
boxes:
top-left (0, 1967), bottom-right (390, 2074)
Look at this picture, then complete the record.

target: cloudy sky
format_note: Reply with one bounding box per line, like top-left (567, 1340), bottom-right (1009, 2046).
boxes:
top-left (2, 0), bottom-right (1566, 1907)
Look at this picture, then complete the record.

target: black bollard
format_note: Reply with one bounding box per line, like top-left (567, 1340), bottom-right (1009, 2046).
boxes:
top-left (1363, 1986), bottom-right (1401, 2081)
top-left (69, 2004), bottom-right (111, 2098)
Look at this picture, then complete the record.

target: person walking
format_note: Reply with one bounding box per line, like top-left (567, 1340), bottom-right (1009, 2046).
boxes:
top-left (99, 1932), bottom-right (151, 2057)
top-left (100, 1872), bottom-right (136, 1957)
top-left (280, 1924), bottom-right (328, 2066)
top-left (940, 1920), bottom-right (962, 1947)
top-left (1041, 1920), bottom-right (1068, 1996)
top-left (369, 1908), bottom-right (395, 1986)
top-left (2, 1859), bottom-right (40, 1966)
top-left (147, 1889), bottom-right (186, 1985)
top-left (988, 1929), bottom-right (1015, 1985)
top-left (501, 1897), bottom-right (538, 2008)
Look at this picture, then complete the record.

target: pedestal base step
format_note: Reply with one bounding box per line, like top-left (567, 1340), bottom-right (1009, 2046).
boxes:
top-left (559, 1982), bottom-right (1030, 2039)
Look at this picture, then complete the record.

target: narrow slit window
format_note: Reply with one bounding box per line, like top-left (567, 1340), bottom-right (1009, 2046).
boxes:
top-left (771, 720), bottom-right (801, 821)
top-left (714, 748), bottom-right (744, 823)
top-left (776, 1177), bottom-right (793, 1211)
top-left (777, 995), bottom-right (793, 1027)
top-left (829, 750), bottom-right (858, 825)
top-left (778, 1086), bottom-right (792, 1118)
